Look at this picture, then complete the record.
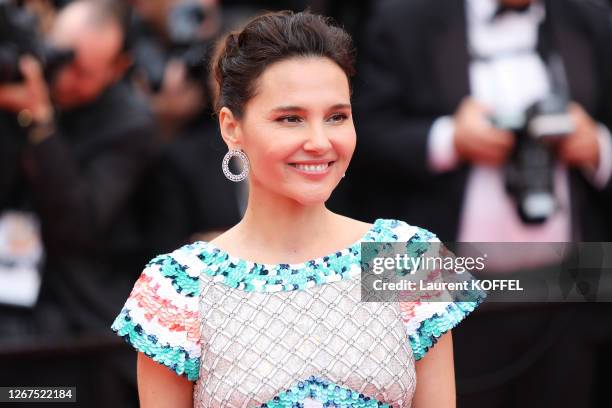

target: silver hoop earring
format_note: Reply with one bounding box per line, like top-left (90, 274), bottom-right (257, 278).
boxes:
top-left (222, 149), bottom-right (250, 182)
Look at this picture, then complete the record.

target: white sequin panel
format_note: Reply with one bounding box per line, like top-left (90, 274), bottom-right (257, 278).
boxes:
top-left (193, 276), bottom-right (416, 408)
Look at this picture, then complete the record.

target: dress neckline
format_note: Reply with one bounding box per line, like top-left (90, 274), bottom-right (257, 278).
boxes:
top-left (185, 219), bottom-right (396, 292)
top-left (198, 218), bottom-right (384, 269)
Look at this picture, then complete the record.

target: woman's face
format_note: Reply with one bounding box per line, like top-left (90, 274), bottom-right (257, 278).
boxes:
top-left (229, 57), bottom-right (355, 205)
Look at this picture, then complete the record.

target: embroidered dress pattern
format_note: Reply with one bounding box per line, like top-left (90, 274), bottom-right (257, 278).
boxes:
top-left (111, 219), bottom-right (486, 407)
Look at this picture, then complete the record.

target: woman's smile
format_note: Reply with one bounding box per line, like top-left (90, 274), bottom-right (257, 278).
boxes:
top-left (288, 160), bottom-right (335, 175)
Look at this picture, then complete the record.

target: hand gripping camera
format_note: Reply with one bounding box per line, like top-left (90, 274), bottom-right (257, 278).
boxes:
top-left (491, 5), bottom-right (574, 225)
top-left (0, 0), bottom-right (74, 85)
top-left (496, 73), bottom-right (574, 224)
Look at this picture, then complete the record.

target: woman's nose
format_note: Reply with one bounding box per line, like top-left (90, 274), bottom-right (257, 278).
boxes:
top-left (303, 125), bottom-right (332, 153)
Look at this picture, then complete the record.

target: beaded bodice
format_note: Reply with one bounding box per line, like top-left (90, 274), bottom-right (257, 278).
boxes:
top-left (193, 270), bottom-right (415, 407)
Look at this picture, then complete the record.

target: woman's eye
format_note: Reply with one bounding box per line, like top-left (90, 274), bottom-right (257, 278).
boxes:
top-left (277, 115), bottom-right (302, 124)
top-left (328, 113), bottom-right (349, 123)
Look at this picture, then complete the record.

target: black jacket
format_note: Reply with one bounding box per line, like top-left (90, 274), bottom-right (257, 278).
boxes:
top-left (21, 80), bottom-right (157, 331)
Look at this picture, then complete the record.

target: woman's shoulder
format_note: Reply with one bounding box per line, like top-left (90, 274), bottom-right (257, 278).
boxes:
top-left (371, 218), bottom-right (440, 243)
top-left (133, 242), bottom-right (208, 299)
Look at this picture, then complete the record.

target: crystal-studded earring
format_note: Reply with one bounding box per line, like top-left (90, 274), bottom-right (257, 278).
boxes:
top-left (222, 149), bottom-right (250, 182)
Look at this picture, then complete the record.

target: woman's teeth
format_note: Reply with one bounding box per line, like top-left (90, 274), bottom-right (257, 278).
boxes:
top-left (290, 162), bottom-right (330, 172)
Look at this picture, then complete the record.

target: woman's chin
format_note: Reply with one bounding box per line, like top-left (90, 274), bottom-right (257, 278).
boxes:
top-left (291, 190), bottom-right (333, 206)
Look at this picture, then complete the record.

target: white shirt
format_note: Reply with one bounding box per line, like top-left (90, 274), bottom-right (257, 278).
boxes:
top-left (427, 0), bottom-right (612, 250)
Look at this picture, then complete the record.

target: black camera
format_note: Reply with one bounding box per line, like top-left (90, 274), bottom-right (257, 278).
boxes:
top-left (492, 91), bottom-right (574, 224)
top-left (498, 52), bottom-right (575, 225)
top-left (0, 1), bottom-right (74, 85)
top-left (132, 1), bottom-right (212, 93)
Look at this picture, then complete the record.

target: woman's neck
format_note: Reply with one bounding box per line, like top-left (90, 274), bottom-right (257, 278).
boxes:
top-left (236, 184), bottom-right (339, 257)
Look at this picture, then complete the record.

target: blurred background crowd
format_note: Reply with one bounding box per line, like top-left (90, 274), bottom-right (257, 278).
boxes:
top-left (1, 0), bottom-right (612, 406)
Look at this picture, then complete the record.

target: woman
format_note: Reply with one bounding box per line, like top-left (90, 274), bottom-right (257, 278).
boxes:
top-left (112, 10), bottom-right (486, 407)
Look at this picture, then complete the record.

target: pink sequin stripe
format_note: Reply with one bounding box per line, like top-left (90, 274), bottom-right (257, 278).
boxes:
top-left (397, 267), bottom-right (445, 323)
top-left (129, 270), bottom-right (200, 343)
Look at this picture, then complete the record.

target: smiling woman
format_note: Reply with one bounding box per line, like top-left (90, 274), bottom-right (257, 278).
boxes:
top-left (111, 10), bottom-right (486, 408)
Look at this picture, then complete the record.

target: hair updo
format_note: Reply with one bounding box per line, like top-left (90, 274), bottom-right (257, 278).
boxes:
top-left (211, 10), bottom-right (355, 119)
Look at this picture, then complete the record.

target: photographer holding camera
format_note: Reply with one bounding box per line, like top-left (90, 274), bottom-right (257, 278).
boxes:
top-left (0, 0), bottom-right (156, 324)
top-left (0, 1), bottom-right (156, 405)
top-left (0, 1), bottom-right (155, 400)
top-left (352, 0), bottom-right (612, 244)
top-left (350, 0), bottom-right (612, 406)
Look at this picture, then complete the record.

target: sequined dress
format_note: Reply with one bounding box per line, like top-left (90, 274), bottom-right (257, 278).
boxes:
top-left (111, 219), bottom-right (486, 407)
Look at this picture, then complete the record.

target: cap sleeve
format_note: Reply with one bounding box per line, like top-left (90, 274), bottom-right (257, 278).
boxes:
top-left (395, 224), bottom-right (487, 360)
top-left (111, 248), bottom-right (202, 381)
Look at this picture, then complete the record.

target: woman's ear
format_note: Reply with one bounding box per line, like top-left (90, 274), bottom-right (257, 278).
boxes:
top-left (219, 107), bottom-right (242, 149)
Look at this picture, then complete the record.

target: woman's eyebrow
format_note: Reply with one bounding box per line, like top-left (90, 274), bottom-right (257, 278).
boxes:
top-left (270, 103), bottom-right (351, 113)
top-left (270, 106), bottom-right (305, 113)
top-left (329, 103), bottom-right (352, 110)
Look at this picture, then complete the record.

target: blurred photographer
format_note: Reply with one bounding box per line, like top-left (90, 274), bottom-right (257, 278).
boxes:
top-left (0, 0), bottom-right (155, 405)
top-left (351, 0), bottom-right (612, 406)
top-left (353, 0), bottom-right (612, 243)
top-left (0, 0), bottom-right (156, 335)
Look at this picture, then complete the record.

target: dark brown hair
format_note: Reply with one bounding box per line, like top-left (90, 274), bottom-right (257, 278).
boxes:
top-left (211, 10), bottom-right (355, 118)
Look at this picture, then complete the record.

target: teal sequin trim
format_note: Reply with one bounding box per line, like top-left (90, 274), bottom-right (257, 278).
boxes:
top-left (193, 219), bottom-right (392, 293)
top-left (263, 376), bottom-right (391, 408)
top-left (111, 309), bottom-right (200, 381)
top-left (189, 219), bottom-right (435, 293)
top-left (409, 294), bottom-right (487, 360)
top-left (149, 254), bottom-right (199, 297)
